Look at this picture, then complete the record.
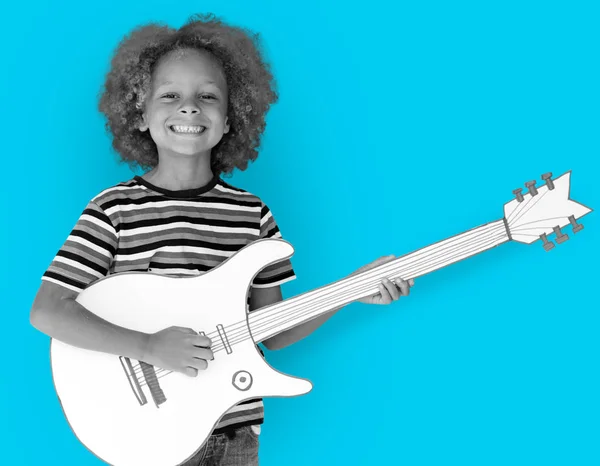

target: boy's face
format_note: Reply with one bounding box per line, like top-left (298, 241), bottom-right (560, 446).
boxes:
top-left (139, 48), bottom-right (230, 161)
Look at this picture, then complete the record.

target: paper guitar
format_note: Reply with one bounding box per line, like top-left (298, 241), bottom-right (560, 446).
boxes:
top-left (49, 171), bottom-right (592, 466)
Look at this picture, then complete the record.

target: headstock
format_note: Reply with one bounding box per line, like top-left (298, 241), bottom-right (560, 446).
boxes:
top-left (504, 171), bottom-right (592, 249)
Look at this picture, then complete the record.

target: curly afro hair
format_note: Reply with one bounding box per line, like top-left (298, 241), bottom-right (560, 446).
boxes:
top-left (98, 13), bottom-right (278, 176)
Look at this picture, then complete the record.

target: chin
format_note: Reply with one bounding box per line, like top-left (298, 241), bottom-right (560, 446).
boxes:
top-left (176, 145), bottom-right (215, 157)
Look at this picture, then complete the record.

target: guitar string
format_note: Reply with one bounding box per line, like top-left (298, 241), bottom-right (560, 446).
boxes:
top-left (134, 227), bottom-right (508, 383)
top-left (236, 230), bottom-right (508, 348)
top-left (507, 189), bottom-right (539, 226)
top-left (508, 215), bottom-right (567, 229)
top-left (140, 229), bottom-right (509, 384)
top-left (137, 194), bottom-right (558, 384)
top-left (510, 229), bottom-right (559, 234)
top-left (246, 200), bottom-right (532, 346)
top-left (130, 222), bottom-right (506, 378)
top-left (130, 221), bottom-right (507, 377)
top-left (218, 191), bottom-right (561, 358)
top-left (224, 223), bottom-right (507, 340)
top-left (134, 201), bottom-right (528, 380)
top-left (132, 223), bottom-right (509, 380)
top-left (134, 208), bottom-right (527, 382)
top-left (508, 189), bottom-right (548, 228)
top-left (500, 232), bottom-right (539, 238)
top-left (247, 187), bottom-right (545, 352)
top-left (140, 229), bottom-right (502, 386)
top-left (221, 228), bottom-right (507, 347)
top-left (505, 190), bottom-right (534, 227)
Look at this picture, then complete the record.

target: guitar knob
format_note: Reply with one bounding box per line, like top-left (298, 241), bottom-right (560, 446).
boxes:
top-left (232, 370), bottom-right (253, 391)
top-left (539, 233), bottom-right (555, 251)
top-left (512, 188), bottom-right (524, 202)
top-left (525, 180), bottom-right (538, 196)
top-left (541, 172), bottom-right (555, 190)
top-left (568, 215), bottom-right (584, 233)
top-left (552, 226), bottom-right (569, 244)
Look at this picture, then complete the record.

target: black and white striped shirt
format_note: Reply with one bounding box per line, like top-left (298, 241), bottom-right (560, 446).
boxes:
top-left (42, 174), bottom-right (296, 433)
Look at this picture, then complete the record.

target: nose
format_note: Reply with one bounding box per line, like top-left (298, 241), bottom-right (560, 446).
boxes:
top-left (178, 100), bottom-right (201, 115)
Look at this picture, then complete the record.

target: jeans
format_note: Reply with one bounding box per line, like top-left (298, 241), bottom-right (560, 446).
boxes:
top-left (181, 426), bottom-right (260, 466)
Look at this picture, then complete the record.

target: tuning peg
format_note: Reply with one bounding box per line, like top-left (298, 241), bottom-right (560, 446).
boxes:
top-left (568, 215), bottom-right (584, 233)
top-left (541, 172), bottom-right (555, 190)
top-left (539, 233), bottom-right (555, 251)
top-left (525, 180), bottom-right (538, 196)
top-left (552, 226), bottom-right (569, 244)
top-left (512, 188), bottom-right (524, 202)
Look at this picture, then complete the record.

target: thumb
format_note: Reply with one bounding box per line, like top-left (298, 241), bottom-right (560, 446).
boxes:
top-left (375, 254), bottom-right (395, 263)
top-left (352, 255), bottom-right (395, 276)
top-left (361, 255), bottom-right (396, 271)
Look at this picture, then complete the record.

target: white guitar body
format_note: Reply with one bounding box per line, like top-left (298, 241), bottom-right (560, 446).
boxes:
top-left (51, 239), bottom-right (312, 466)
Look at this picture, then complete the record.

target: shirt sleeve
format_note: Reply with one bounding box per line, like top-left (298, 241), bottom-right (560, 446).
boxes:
top-left (41, 200), bottom-right (118, 293)
top-left (251, 202), bottom-right (296, 288)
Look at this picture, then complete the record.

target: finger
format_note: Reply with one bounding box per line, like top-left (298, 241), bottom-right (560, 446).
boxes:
top-left (193, 347), bottom-right (214, 361)
top-left (189, 358), bottom-right (209, 371)
top-left (395, 278), bottom-right (410, 296)
top-left (382, 278), bottom-right (400, 300)
top-left (408, 279), bottom-right (415, 287)
top-left (194, 335), bottom-right (212, 347)
top-left (183, 367), bottom-right (198, 377)
top-left (378, 284), bottom-right (392, 304)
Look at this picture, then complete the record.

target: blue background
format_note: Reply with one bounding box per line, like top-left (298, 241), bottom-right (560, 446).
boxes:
top-left (2, 1), bottom-right (598, 465)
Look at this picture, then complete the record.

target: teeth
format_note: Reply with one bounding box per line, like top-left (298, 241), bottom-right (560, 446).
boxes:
top-left (171, 125), bottom-right (205, 134)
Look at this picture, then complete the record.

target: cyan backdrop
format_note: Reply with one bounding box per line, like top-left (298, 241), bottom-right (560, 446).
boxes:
top-left (2, 1), bottom-right (598, 465)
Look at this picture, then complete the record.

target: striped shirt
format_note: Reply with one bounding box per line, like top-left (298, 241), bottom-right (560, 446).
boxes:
top-left (42, 174), bottom-right (296, 433)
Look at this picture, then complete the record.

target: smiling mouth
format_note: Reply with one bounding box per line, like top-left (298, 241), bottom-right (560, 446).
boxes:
top-left (169, 125), bottom-right (207, 134)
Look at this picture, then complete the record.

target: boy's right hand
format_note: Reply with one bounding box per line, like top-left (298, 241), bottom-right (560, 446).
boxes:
top-left (142, 326), bottom-right (213, 377)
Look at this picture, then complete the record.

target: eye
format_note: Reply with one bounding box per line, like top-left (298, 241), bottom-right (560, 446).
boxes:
top-left (159, 93), bottom-right (216, 100)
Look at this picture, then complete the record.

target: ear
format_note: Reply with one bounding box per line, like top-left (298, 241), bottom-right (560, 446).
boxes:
top-left (223, 116), bottom-right (230, 134)
top-left (139, 113), bottom-right (148, 132)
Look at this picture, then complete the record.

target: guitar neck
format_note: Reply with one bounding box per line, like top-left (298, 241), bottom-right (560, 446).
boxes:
top-left (250, 218), bottom-right (510, 344)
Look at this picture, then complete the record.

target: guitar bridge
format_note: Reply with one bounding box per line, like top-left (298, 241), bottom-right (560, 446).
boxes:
top-left (119, 357), bottom-right (168, 408)
top-left (119, 357), bottom-right (148, 406)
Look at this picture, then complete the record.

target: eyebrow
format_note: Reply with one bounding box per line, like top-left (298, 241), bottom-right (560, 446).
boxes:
top-left (156, 80), bottom-right (218, 89)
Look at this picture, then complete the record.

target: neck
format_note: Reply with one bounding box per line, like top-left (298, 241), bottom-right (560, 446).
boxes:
top-left (146, 152), bottom-right (213, 190)
top-left (250, 218), bottom-right (511, 344)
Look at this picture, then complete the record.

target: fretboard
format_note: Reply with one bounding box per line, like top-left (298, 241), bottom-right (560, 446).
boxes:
top-left (250, 219), bottom-right (510, 344)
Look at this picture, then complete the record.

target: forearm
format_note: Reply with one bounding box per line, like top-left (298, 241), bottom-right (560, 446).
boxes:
top-left (30, 294), bottom-right (149, 361)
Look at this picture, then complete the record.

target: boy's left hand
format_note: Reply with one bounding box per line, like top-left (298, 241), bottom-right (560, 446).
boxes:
top-left (350, 255), bottom-right (414, 305)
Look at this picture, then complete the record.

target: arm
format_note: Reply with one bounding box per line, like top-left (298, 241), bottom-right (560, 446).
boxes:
top-left (30, 281), bottom-right (211, 377)
top-left (30, 280), bottom-right (150, 361)
top-left (249, 285), bottom-right (342, 351)
top-left (29, 200), bottom-right (152, 359)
